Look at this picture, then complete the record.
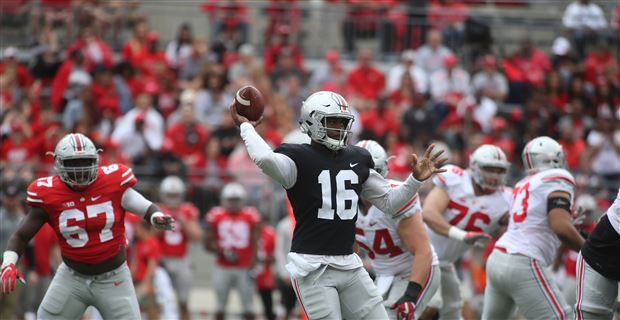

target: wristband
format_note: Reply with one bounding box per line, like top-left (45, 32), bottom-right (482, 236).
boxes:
top-left (150, 211), bottom-right (165, 225)
top-left (448, 226), bottom-right (467, 241)
top-left (404, 281), bottom-right (423, 303)
top-left (2, 251), bottom-right (18, 268)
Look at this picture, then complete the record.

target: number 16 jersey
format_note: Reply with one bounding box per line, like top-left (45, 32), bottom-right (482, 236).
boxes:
top-left (274, 143), bottom-right (374, 256)
top-left (26, 163), bottom-right (137, 264)
top-left (496, 168), bottom-right (575, 266)
top-left (428, 165), bottom-right (512, 263)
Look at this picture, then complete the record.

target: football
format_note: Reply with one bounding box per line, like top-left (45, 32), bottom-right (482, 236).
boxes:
top-left (234, 85), bottom-right (265, 121)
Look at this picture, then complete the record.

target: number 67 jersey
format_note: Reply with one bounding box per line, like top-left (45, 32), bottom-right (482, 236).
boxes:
top-left (428, 165), bottom-right (512, 263)
top-left (495, 168), bottom-right (576, 266)
top-left (26, 163), bottom-right (137, 264)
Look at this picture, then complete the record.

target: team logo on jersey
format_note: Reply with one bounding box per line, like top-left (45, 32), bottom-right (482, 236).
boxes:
top-left (63, 201), bottom-right (75, 208)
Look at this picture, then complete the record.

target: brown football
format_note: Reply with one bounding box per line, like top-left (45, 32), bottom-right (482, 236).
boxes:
top-left (234, 85), bottom-right (264, 121)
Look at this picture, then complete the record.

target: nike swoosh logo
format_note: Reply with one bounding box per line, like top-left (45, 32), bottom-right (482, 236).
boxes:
top-left (91, 196), bottom-right (102, 201)
top-left (350, 163), bottom-right (359, 168)
top-left (368, 222), bottom-right (377, 227)
top-left (114, 281), bottom-right (123, 287)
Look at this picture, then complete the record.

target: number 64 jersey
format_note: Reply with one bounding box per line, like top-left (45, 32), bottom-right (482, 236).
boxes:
top-left (495, 168), bottom-right (576, 266)
top-left (26, 163), bottom-right (137, 264)
top-left (428, 165), bottom-right (512, 263)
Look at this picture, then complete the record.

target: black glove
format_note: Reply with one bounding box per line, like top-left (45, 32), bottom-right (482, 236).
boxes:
top-left (389, 281), bottom-right (422, 320)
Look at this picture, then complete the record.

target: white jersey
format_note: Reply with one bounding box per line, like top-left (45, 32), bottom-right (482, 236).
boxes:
top-left (356, 180), bottom-right (438, 276)
top-left (427, 165), bottom-right (512, 263)
top-left (496, 168), bottom-right (576, 266)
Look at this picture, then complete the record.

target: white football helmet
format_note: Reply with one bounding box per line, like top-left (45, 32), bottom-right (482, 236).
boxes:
top-left (522, 136), bottom-right (566, 173)
top-left (160, 176), bottom-right (186, 207)
top-left (356, 140), bottom-right (389, 177)
top-left (221, 182), bottom-right (247, 212)
top-left (53, 133), bottom-right (99, 189)
top-left (469, 144), bottom-right (510, 192)
top-left (299, 91), bottom-right (354, 151)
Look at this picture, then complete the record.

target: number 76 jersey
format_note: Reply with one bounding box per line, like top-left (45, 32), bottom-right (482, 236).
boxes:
top-left (496, 168), bottom-right (576, 266)
top-left (26, 163), bottom-right (137, 264)
top-left (428, 165), bottom-right (512, 263)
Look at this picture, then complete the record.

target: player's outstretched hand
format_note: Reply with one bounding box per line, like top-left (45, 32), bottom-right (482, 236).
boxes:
top-left (229, 102), bottom-right (262, 128)
top-left (1, 264), bottom-right (26, 294)
top-left (411, 144), bottom-right (448, 181)
top-left (151, 213), bottom-right (176, 231)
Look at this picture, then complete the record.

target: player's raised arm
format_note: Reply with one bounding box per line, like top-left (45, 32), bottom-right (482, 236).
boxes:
top-left (1, 206), bottom-right (48, 293)
top-left (231, 102), bottom-right (298, 189)
top-left (363, 144), bottom-right (447, 215)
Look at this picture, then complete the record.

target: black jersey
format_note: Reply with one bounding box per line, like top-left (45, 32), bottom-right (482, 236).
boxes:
top-left (275, 143), bottom-right (375, 255)
top-left (581, 215), bottom-right (620, 281)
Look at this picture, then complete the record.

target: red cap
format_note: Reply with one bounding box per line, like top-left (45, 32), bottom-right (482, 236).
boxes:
top-left (325, 50), bottom-right (340, 62)
top-left (277, 25), bottom-right (291, 35)
top-left (491, 117), bottom-right (507, 130)
top-left (444, 54), bottom-right (458, 68)
top-left (143, 80), bottom-right (160, 94)
top-left (146, 31), bottom-right (159, 42)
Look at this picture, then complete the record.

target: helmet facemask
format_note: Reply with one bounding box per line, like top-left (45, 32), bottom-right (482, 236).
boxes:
top-left (310, 112), bottom-right (354, 151)
top-left (56, 156), bottom-right (99, 189)
top-left (471, 165), bottom-right (508, 193)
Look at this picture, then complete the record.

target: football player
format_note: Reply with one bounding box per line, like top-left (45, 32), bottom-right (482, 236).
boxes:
top-left (575, 188), bottom-right (620, 319)
top-left (230, 90), bottom-right (447, 320)
top-left (422, 144), bottom-right (512, 320)
top-left (205, 182), bottom-right (260, 320)
top-left (355, 140), bottom-right (441, 320)
top-left (156, 175), bottom-right (202, 320)
top-left (482, 137), bottom-right (585, 320)
top-left (0, 133), bottom-right (175, 320)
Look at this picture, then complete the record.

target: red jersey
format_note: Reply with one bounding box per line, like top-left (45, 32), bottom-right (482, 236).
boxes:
top-left (33, 224), bottom-right (58, 276)
top-left (132, 235), bottom-right (161, 283)
top-left (206, 206), bottom-right (260, 268)
top-left (157, 202), bottom-right (199, 257)
top-left (26, 163), bottom-right (137, 264)
top-left (256, 225), bottom-right (276, 290)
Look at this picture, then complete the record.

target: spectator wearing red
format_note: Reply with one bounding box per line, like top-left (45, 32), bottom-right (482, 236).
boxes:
top-left (50, 50), bottom-right (90, 112)
top-left (122, 19), bottom-right (150, 68)
top-left (264, 25), bottom-right (304, 74)
top-left (347, 48), bottom-right (385, 106)
top-left (264, 0), bottom-right (302, 45)
top-left (360, 95), bottom-right (399, 144)
top-left (582, 41), bottom-right (619, 87)
top-left (255, 221), bottom-right (277, 320)
top-left (556, 116), bottom-right (586, 170)
top-left (131, 221), bottom-right (162, 320)
top-left (1, 121), bottom-right (37, 168)
top-left (91, 65), bottom-right (121, 118)
top-left (201, 0), bottom-right (250, 45)
top-left (339, 0), bottom-right (395, 53)
top-left (545, 71), bottom-right (570, 111)
top-left (0, 47), bottom-right (33, 90)
top-left (67, 26), bottom-right (114, 69)
top-left (503, 39), bottom-right (551, 104)
top-left (428, 0), bottom-right (469, 50)
top-left (164, 105), bottom-right (209, 170)
top-left (481, 117), bottom-right (516, 161)
top-left (140, 31), bottom-right (170, 78)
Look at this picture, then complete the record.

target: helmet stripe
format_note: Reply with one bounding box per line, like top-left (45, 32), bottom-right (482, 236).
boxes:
top-left (524, 143), bottom-right (533, 169)
top-left (495, 146), bottom-right (502, 160)
top-left (74, 134), bottom-right (83, 152)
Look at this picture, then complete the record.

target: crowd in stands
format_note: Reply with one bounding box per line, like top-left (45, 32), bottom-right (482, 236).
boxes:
top-left (1, 0), bottom-right (619, 318)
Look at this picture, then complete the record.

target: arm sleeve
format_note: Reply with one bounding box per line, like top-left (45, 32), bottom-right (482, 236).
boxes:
top-left (361, 170), bottom-right (423, 216)
top-left (121, 188), bottom-right (153, 217)
top-left (239, 122), bottom-right (297, 189)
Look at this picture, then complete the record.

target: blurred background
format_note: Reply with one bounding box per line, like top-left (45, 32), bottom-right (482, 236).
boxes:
top-left (0, 0), bottom-right (619, 319)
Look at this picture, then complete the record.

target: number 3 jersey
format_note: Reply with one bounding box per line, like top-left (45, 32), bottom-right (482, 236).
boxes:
top-left (274, 143), bottom-right (374, 255)
top-left (26, 163), bottom-right (137, 264)
top-left (496, 168), bottom-right (576, 266)
top-left (428, 165), bottom-right (512, 263)
top-left (356, 181), bottom-right (438, 276)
